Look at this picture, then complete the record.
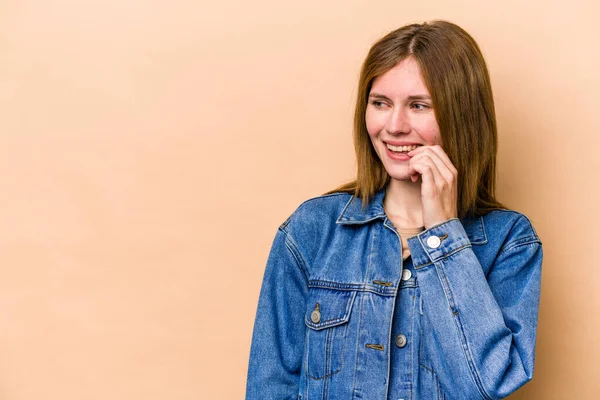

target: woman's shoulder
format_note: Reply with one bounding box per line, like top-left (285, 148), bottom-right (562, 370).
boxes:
top-left (281, 191), bottom-right (354, 231)
top-left (478, 209), bottom-right (542, 246)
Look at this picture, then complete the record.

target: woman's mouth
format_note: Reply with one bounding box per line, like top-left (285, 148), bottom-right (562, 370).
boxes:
top-left (386, 143), bottom-right (421, 154)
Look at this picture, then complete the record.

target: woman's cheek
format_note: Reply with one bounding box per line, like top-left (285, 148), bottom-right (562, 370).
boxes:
top-left (365, 114), bottom-right (385, 138)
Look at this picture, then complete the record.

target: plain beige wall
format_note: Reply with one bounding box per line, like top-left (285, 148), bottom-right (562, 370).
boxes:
top-left (1, 0), bottom-right (599, 398)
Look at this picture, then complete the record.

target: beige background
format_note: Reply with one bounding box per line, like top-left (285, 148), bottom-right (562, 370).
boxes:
top-left (1, 0), bottom-right (599, 399)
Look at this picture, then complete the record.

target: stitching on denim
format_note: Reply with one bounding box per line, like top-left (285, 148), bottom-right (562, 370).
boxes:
top-left (283, 231), bottom-right (310, 283)
top-left (414, 260), bottom-right (434, 270)
top-left (490, 209), bottom-right (542, 241)
top-left (351, 292), bottom-right (365, 396)
top-left (383, 223), bottom-right (401, 398)
top-left (437, 248), bottom-right (496, 399)
top-left (418, 319), bottom-right (429, 371)
top-left (416, 218), bottom-right (460, 238)
top-left (434, 262), bottom-right (492, 400)
top-left (418, 361), bottom-right (434, 373)
top-left (308, 280), bottom-right (365, 290)
top-left (477, 216), bottom-right (488, 244)
top-left (303, 328), bottom-right (310, 390)
top-left (325, 326), bottom-right (336, 397)
top-left (304, 314), bottom-right (348, 330)
top-left (365, 343), bottom-right (384, 351)
top-left (400, 280), bottom-right (417, 289)
top-left (306, 368), bottom-right (342, 381)
top-left (284, 241), bottom-right (310, 286)
top-left (409, 291), bottom-right (416, 400)
top-left (434, 262), bottom-right (459, 316)
top-left (463, 216), bottom-right (487, 245)
top-left (336, 195), bottom-right (356, 224)
top-left (450, 310), bottom-right (492, 400)
top-left (366, 226), bottom-right (376, 289)
top-left (338, 318), bottom-right (349, 383)
top-left (414, 243), bottom-right (472, 269)
top-left (417, 363), bottom-right (446, 399)
top-left (304, 291), bottom-right (357, 330)
top-left (501, 237), bottom-right (541, 254)
top-left (279, 215), bottom-right (292, 229)
top-left (325, 326), bottom-right (333, 381)
top-left (436, 369), bottom-right (445, 400)
top-left (308, 280), bottom-right (397, 296)
top-left (336, 196), bottom-right (386, 224)
top-left (306, 309), bottom-right (350, 382)
top-left (339, 213), bottom-right (387, 224)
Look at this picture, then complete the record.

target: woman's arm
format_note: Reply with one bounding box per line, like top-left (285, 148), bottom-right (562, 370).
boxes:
top-left (246, 227), bottom-right (309, 399)
top-left (408, 217), bottom-right (542, 399)
top-left (406, 145), bottom-right (542, 398)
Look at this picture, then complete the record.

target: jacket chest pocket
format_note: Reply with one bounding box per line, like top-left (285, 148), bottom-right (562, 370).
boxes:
top-left (304, 288), bottom-right (357, 380)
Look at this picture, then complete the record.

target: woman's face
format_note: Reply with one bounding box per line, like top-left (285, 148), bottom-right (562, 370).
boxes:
top-left (366, 57), bottom-right (442, 182)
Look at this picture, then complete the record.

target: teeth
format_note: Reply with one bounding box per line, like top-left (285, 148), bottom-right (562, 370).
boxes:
top-left (386, 144), bottom-right (419, 152)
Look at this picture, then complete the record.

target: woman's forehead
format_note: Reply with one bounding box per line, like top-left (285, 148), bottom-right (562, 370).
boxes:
top-left (370, 58), bottom-right (429, 97)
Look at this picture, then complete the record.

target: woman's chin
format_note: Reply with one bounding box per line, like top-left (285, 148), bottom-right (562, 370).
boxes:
top-left (388, 174), bottom-right (417, 183)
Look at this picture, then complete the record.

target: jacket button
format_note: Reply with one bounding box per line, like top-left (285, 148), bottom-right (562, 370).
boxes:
top-left (401, 269), bottom-right (412, 281)
top-left (310, 303), bottom-right (321, 323)
top-left (426, 235), bottom-right (441, 249)
top-left (395, 334), bottom-right (407, 348)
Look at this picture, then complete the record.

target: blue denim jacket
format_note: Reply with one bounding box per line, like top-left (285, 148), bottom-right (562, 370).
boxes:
top-left (246, 190), bottom-right (542, 400)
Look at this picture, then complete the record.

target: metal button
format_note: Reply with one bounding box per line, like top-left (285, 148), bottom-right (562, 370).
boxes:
top-left (401, 269), bottom-right (412, 281)
top-left (310, 303), bottom-right (321, 323)
top-left (426, 235), bottom-right (441, 249)
top-left (395, 334), bottom-right (407, 348)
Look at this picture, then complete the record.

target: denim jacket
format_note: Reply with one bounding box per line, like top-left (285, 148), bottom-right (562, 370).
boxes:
top-left (246, 190), bottom-right (542, 400)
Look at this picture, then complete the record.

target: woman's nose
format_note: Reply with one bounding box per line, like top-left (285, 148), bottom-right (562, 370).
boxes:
top-left (386, 108), bottom-right (411, 135)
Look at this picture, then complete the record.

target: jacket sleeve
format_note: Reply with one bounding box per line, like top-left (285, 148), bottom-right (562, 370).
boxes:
top-left (246, 227), bottom-right (309, 400)
top-left (407, 217), bottom-right (542, 400)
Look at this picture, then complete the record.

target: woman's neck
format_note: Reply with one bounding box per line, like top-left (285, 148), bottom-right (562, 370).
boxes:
top-left (383, 179), bottom-right (424, 229)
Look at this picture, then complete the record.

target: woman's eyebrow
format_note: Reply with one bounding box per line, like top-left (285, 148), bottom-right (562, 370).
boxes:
top-left (407, 95), bottom-right (432, 101)
top-left (368, 93), bottom-right (390, 100)
top-left (408, 94), bottom-right (431, 100)
top-left (368, 93), bottom-right (432, 101)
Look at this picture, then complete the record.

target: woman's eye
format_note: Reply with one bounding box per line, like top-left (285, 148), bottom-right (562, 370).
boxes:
top-left (412, 103), bottom-right (430, 110)
top-left (371, 100), bottom-right (386, 108)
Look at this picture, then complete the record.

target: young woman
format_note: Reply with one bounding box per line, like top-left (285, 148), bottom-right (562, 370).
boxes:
top-left (246, 20), bottom-right (542, 400)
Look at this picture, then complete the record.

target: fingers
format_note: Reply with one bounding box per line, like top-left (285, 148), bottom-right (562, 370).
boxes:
top-left (408, 145), bottom-right (457, 185)
top-left (408, 153), bottom-right (443, 192)
top-left (409, 145), bottom-right (456, 173)
top-left (406, 145), bottom-right (458, 228)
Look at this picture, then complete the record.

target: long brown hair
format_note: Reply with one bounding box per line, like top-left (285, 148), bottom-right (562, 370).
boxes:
top-left (328, 20), bottom-right (505, 218)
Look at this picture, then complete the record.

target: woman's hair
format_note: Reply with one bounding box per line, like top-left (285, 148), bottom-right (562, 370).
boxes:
top-left (328, 20), bottom-right (505, 218)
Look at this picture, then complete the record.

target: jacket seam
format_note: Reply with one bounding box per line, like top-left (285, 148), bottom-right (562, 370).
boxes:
top-left (409, 279), bottom-right (416, 400)
top-left (501, 237), bottom-right (541, 254)
top-left (297, 192), bottom-right (353, 217)
top-left (473, 216), bottom-right (488, 245)
top-left (308, 280), bottom-right (397, 296)
top-left (450, 309), bottom-right (493, 400)
top-left (281, 228), bottom-right (310, 285)
top-left (413, 243), bottom-right (472, 270)
top-left (351, 290), bottom-right (366, 398)
top-left (434, 259), bottom-right (492, 400)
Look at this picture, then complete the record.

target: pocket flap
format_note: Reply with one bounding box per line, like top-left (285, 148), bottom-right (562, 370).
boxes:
top-left (305, 288), bottom-right (357, 330)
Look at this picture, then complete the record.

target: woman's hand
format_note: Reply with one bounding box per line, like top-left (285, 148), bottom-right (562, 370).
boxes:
top-left (407, 145), bottom-right (458, 229)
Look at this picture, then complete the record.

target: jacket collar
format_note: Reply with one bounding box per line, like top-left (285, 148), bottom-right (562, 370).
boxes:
top-left (336, 189), bottom-right (387, 225)
top-left (336, 189), bottom-right (487, 245)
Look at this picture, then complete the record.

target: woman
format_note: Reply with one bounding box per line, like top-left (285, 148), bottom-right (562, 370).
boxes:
top-left (246, 20), bottom-right (542, 400)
